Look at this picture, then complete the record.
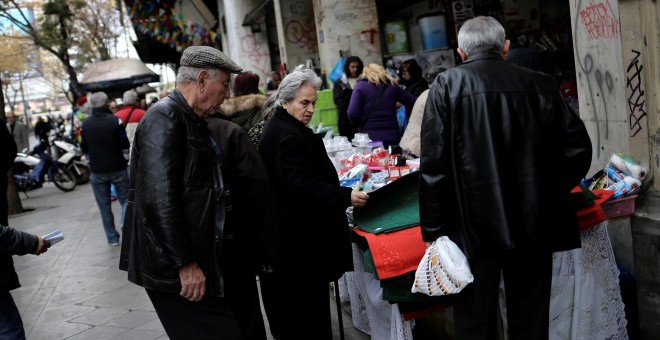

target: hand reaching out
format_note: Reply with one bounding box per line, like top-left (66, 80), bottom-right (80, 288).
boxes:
top-left (351, 191), bottom-right (369, 207)
top-left (33, 238), bottom-right (51, 255)
top-left (179, 261), bottom-right (206, 302)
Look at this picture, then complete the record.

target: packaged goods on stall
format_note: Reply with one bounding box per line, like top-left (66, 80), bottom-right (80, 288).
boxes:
top-left (610, 153), bottom-right (647, 180)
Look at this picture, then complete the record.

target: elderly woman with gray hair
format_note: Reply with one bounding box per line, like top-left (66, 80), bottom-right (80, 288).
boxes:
top-left (258, 65), bottom-right (369, 339)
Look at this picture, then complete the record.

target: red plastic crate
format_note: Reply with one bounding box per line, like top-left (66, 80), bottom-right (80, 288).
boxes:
top-left (601, 195), bottom-right (637, 219)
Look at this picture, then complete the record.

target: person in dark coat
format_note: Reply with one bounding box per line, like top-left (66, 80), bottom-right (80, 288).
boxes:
top-left (420, 16), bottom-right (592, 340)
top-left (1, 124), bottom-right (51, 339)
top-left (258, 65), bottom-right (369, 340)
top-left (505, 28), bottom-right (549, 73)
top-left (205, 116), bottom-right (279, 340)
top-left (332, 56), bottom-right (363, 140)
top-left (398, 58), bottom-right (428, 98)
top-left (347, 63), bottom-right (417, 147)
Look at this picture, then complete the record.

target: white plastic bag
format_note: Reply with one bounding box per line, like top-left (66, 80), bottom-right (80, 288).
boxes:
top-left (411, 236), bottom-right (474, 296)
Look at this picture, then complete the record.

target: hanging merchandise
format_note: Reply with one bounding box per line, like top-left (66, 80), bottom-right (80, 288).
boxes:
top-left (328, 57), bottom-right (345, 83)
top-left (384, 20), bottom-right (411, 55)
top-left (417, 12), bottom-right (449, 50)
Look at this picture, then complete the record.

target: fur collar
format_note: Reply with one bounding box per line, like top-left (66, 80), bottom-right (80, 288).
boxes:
top-left (219, 93), bottom-right (268, 117)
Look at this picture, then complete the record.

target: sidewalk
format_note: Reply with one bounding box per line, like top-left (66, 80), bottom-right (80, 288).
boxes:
top-left (9, 183), bottom-right (370, 340)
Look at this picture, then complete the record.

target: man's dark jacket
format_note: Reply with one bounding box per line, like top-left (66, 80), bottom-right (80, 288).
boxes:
top-left (80, 107), bottom-right (129, 173)
top-left (420, 51), bottom-right (592, 258)
top-left (119, 90), bottom-right (228, 297)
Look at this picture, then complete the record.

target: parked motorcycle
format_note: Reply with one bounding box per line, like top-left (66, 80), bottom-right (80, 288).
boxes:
top-left (13, 144), bottom-right (77, 194)
top-left (53, 139), bottom-right (91, 184)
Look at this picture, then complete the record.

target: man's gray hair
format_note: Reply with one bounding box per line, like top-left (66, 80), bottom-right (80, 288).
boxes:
top-left (457, 16), bottom-right (505, 57)
top-left (123, 90), bottom-right (138, 105)
top-left (275, 65), bottom-right (321, 107)
top-left (90, 92), bottom-right (109, 109)
top-left (176, 66), bottom-right (220, 85)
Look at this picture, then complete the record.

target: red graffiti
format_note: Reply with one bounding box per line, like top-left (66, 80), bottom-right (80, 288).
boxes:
top-left (360, 28), bottom-right (377, 45)
top-left (240, 34), bottom-right (270, 75)
top-left (579, 0), bottom-right (619, 40)
top-left (285, 19), bottom-right (317, 50)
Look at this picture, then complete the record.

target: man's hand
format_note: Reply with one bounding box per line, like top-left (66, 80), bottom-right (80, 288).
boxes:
top-left (179, 261), bottom-right (206, 302)
top-left (351, 191), bottom-right (369, 207)
top-left (33, 238), bottom-right (51, 255)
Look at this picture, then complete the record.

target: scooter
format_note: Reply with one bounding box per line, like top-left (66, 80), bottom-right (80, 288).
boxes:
top-left (13, 143), bottom-right (77, 195)
top-left (53, 139), bottom-right (91, 184)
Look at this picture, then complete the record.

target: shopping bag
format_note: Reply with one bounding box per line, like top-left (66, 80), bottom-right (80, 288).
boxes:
top-left (397, 105), bottom-right (407, 134)
top-left (411, 236), bottom-right (473, 296)
top-left (328, 57), bottom-right (345, 83)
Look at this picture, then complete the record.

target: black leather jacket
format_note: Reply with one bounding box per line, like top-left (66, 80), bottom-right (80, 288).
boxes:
top-left (420, 51), bottom-right (592, 258)
top-left (119, 90), bottom-right (227, 296)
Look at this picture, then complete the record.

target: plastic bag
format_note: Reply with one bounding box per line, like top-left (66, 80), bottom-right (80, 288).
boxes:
top-left (411, 236), bottom-right (474, 296)
top-left (397, 105), bottom-right (407, 134)
top-left (328, 57), bottom-right (345, 83)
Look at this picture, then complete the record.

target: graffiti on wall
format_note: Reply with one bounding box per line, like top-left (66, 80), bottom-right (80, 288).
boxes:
top-left (240, 34), bottom-right (270, 75)
top-left (285, 19), bottom-right (317, 50)
top-left (579, 0), bottom-right (619, 40)
top-left (627, 50), bottom-right (647, 137)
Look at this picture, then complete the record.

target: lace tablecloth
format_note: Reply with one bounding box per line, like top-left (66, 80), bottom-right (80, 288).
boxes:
top-left (549, 220), bottom-right (629, 339)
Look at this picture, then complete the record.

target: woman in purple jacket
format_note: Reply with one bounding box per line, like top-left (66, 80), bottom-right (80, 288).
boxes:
top-left (347, 63), bottom-right (417, 147)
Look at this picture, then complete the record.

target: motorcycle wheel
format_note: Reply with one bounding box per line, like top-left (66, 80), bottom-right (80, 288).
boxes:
top-left (52, 168), bottom-right (77, 192)
top-left (74, 165), bottom-right (91, 184)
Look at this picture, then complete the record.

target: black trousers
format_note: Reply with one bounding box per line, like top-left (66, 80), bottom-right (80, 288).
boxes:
top-left (146, 289), bottom-right (241, 340)
top-left (452, 248), bottom-right (553, 340)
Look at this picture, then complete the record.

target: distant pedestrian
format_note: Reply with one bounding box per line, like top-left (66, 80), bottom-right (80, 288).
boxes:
top-left (266, 71), bottom-right (281, 91)
top-left (114, 90), bottom-right (146, 153)
top-left (333, 56), bottom-right (363, 140)
top-left (419, 16), bottom-right (592, 339)
top-left (1, 125), bottom-right (52, 339)
top-left (33, 116), bottom-right (51, 146)
top-left (119, 46), bottom-right (248, 340)
top-left (5, 113), bottom-right (29, 153)
top-left (109, 100), bottom-right (118, 113)
top-left (80, 92), bottom-right (130, 246)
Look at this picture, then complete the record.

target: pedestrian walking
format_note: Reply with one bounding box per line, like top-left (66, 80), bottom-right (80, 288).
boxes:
top-left (5, 113), bottom-right (29, 153)
top-left (119, 46), bottom-right (247, 340)
top-left (419, 16), bottom-right (592, 340)
top-left (332, 56), bottom-right (363, 140)
top-left (80, 92), bottom-right (130, 246)
top-left (115, 90), bottom-right (146, 158)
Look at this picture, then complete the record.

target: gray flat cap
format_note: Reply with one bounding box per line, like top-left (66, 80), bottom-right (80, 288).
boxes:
top-left (180, 46), bottom-right (243, 73)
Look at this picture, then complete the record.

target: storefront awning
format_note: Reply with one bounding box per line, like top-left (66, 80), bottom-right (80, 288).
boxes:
top-left (242, 0), bottom-right (273, 26)
top-left (80, 58), bottom-right (160, 93)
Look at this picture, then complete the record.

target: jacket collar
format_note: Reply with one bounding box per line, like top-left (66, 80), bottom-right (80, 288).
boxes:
top-left (91, 107), bottom-right (113, 116)
top-left (169, 89), bottom-right (207, 125)
top-left (274, 106), bottom-right (311, 131)
top-left (465, 51), bottom-right (505, 63)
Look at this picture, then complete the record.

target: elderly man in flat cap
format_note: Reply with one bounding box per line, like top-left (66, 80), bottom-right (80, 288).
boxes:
top-left (119, 46), bottom-right (253, 339)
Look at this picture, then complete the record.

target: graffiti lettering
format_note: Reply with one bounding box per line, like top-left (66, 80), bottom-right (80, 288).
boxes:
top-left (285, 19), bottom-right (317, 50)
top-left (579, 0), bottom-right (619, 40)
top-left (626, 49), bottom-right (646, 137)
top-left (240, 34), bottom-right (270, 75)
top-left (360, 28), bottom-right (377, 45)
top-left (335, 12), bottom-right (357, 24)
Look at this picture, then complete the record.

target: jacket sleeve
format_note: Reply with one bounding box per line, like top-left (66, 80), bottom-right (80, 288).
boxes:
top-left (136, 111), bottom-right (195, 268)
top-left (419, 81), bottom-right (454, 242)
top-left (557, 93), bottom-right (592, 190)
top-left (0, 225), bottom-right (38, 255)
top-left (116, 118), bottom-right (130, 151)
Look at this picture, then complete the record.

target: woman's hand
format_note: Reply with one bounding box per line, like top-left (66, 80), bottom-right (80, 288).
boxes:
top-left (351, 191), bottom-right (369, 207)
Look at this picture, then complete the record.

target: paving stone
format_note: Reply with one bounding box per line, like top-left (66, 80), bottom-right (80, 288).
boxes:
top-left (104, 310), bottom-right (159, 329)
top-left (34, 305), bottom-right (97, 325)
top-left (65, 325), bottom-right (127, 340)
top-left (69, 307), bottom-right (130, 326)
top-left (135, 318), bottom-right (166, 332)
top-left (27, 321), bottom-right (91, 340)
top-left (114, 328), bottom-right (165, 340)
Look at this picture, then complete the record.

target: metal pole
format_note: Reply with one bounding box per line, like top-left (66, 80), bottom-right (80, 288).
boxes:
top-left (333, 280), bottom-right (345, 340)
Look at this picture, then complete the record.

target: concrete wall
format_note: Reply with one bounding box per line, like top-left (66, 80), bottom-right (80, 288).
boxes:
top-left (569, 0), bottom-right (629, 175)
top-left (219, 0), bottom-right (272, 89)
top-left (312, 0), bottom-right (382, 87)
top-left (273, 0), bottom-right (319, 70)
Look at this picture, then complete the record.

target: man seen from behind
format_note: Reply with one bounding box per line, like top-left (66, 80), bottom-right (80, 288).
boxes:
top-left (420, 16), bottom-right (592, 340)
top-left (80, 92), bottom-right (130, 246)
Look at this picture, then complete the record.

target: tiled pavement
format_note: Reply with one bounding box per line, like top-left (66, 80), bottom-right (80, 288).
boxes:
top-left (8, 183), bottom-right (370, 340)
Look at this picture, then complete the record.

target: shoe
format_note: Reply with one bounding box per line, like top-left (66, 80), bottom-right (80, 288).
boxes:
top-left (111, 196), bottom-right (117, 201)
top-left (109, 242), bottom-right (120, 247)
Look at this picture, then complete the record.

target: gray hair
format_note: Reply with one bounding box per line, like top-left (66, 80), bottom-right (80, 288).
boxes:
top-left (90, 92), bottom-right (109, 109)
top-left (123, 90), bottom-right (138, 105)
top-left (275, 65), bottom-right (321, 107)
top-left (176, 66), bottom-right (220, 85)
top-left (457, 16), bottom-right (505, 57)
